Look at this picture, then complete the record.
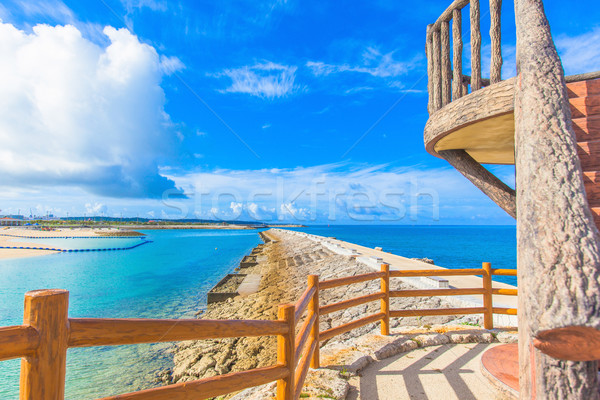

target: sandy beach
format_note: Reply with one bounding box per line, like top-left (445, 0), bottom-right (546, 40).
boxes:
top-left (0, 227), bottom-right (138, 260)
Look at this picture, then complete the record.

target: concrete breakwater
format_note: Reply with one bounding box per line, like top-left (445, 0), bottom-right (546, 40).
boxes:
top-left (163, 229), bottom-right (492, 394)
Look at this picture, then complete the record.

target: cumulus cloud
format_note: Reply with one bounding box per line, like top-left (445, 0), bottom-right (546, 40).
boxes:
top-left (0, 22), bottom-right (185, 198)
top-left (215, 62), bottom-right (300, 98)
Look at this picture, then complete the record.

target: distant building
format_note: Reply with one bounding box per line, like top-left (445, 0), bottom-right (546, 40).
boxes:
top-left (0, 217), bottom-right (24, 226)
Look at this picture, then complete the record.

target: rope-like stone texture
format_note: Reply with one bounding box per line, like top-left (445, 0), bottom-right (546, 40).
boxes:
top-left (432, 29), bottom-right (442, 111)
top-left (452, 9), bottom-right (463, 100)
top-left (426, 25), bottom-right (434, 114)
top-left (470, 0), bottom-right (482, 91)
top-left (441, 21), bottom-right (452, 107)
top-left (423, 78), bottom-right (515, 156)
top-left (489, 0), bottom-right (503, 84)
top-left (438, 150), bottom-right (516, 218)
top-left (514, 0), bottom-right (600, 398)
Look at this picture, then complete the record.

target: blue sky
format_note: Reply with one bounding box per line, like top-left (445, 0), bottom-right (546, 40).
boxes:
top-left (0, 0), bottom-right (598, 224)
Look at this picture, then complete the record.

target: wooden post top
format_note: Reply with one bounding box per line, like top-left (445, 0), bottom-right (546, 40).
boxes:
top-left (24, 289), bottom-right (69, 298)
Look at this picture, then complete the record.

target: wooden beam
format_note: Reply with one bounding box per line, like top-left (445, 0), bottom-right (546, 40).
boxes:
top-left (391, 307), bottom-right (485, 318)
top-left (438, 149), bottom-right (516, 218)
top-left (390, 268), bottom-right (485, 277)
top-left (294, 285), bottom-right (316, 321)
top-left (0, 326), bottom-right (39, 362)
top-left (320, 313), bottom-right (385, 342)
top-left (319, 271), bottom-right (384, 290)
top-left (97, 365), bottom-right (288, 400)
top-left (68, 318), bottom-right (288, 347)
top-left (319, 292), bottom-right (384, 315)
top-left (390, 288), bottom-right (486, 297)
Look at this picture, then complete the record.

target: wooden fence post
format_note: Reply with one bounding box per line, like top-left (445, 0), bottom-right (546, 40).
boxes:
top-left (380, 264), bottom-right (390, 335)
top-left (308, 275), bottom-right (320, 369)
top-left (277, 304), bottom-right (295, 400)
top-left (20, 289), bottom-right (69, 400)
top-left (482, 262), bottom-right (493, 329)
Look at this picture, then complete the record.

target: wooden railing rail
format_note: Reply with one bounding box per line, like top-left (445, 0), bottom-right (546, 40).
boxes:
top-left (68, 318), bottom-right (289, 347)
top-left (0, 325), bottom-right (39, 361)
top-left (1, 263), bottom-right (516, 399)
top-left (426, 0), bottom-right (504, 113)
top-left (98, 365), bottom-right (289, 400)
top-left (390, 268), bottom-right (485, 277)
top-left (319, 271), bottom-right (384, 290)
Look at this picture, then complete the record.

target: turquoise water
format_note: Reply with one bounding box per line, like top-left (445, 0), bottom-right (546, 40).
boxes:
top-left (288, 225), bottom-right (517, 285)
top-left (0, 225), bottom-right (516, 398)
top-left (0, 229), bottom-right (263, 399)
top-left (9, 237), bottom-right (147, 250)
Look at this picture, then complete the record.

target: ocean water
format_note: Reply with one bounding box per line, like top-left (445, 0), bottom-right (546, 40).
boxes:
top-left (288, 225), bottom-right (517, 285)
top-left (0, 229), bottom-right (263, 399)
top-left (0, 225), bottom-right (516, 398)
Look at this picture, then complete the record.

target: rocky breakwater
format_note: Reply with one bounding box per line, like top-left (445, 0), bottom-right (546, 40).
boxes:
top-left (166, 229), bottom-right (512, 399)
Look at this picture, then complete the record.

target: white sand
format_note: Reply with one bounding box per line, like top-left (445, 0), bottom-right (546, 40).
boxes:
top-left (0, 227), bottom-right (117, 260)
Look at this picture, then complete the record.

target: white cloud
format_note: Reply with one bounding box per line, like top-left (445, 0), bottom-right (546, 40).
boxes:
top-left (0, 22), bottom-right (184, 198)
top-left (18, 0), bottom-right (76, 24)
top-left (230, 201), bottom-right (243, 215)
top-left (307, 47), bottom-right (414, 78)
top-left (85, 202), bottom-right (108, 215)
top-left (162, 163), bottom-right (514, 223)
top-left (556, 27), bottom-right (600, 76)
top-left (122, 0), bottom-right (168, 12)
top-left (215, 62), bottom-right (300, 98)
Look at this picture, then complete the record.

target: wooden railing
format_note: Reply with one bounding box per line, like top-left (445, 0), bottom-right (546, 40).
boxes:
top-left (0, 263), bottom-right (516, 400)
top-left (426, 0), bottom-right (504, 113)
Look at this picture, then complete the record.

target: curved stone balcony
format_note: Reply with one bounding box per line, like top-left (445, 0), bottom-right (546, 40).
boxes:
top-left (424, 78), bottom-right (516, 165)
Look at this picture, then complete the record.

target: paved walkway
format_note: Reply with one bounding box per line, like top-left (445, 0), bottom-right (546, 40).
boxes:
top-left (347, 343), bottom-right (513, 400)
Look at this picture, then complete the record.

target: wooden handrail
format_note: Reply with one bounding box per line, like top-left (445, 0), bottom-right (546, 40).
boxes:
top-left (320, 312), bottom-right (386, 342)
top-left (97, 364), bottom-right (289, 400)
top-left (491, 288), bottom-right (518, 296)
top-left (390, 268), bottom-right (485, 277)
top-left (294, 340), bottom-right (318, 399)
top-left (390, 288), bottom-right (486, 297)
top-left (68, 318), bottom-right (288, 347)
top-left (294, 313), bottom-right (316, 361)
top-left (493, 307), bottom-right (517, 315)
top-left (0, 325), bottom-right (39, 361)
top-left (319, 271), bottom-right (385, 290)
top-left (491, 268), bottom-right (517, 276)
top-left (390, 307), bottom-right (486, 318)
top-left (1, 260), bottom-right (520, 400)
top-left (294, 285), bottom-right (316, 321)
top-left (319, 292), bottom-right (385, 315)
